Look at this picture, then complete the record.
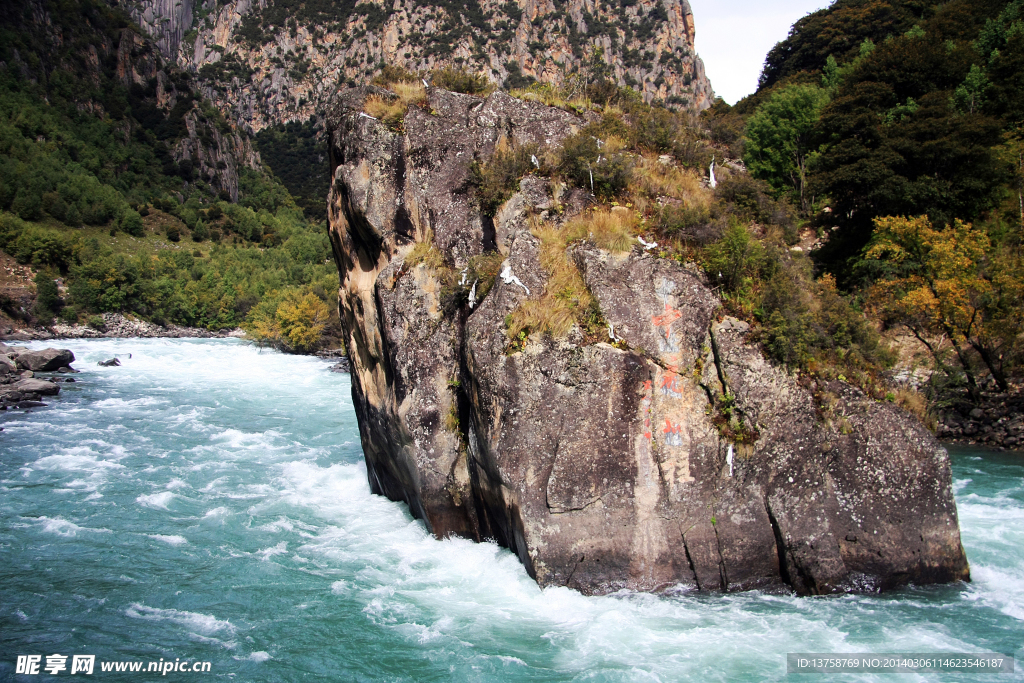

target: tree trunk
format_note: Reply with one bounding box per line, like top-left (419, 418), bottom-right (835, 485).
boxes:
top-left (796, 153), bottom-right (808, 214)
top-left (909, 326), bottom-right (951, 375)
top-left (970, 340), bottom-right (1009, 392)
top-left (949, 337), bottom-right (982, 402)
top-left (1018, 150), bottom-right (1023, 242)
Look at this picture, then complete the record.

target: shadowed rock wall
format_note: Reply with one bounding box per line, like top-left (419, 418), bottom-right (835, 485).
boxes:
top-left (326, 86), bottom-right (970, 595)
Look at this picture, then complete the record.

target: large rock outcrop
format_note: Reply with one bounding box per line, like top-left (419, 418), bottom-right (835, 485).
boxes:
top-left (326, 86), bottom-right (970, 595)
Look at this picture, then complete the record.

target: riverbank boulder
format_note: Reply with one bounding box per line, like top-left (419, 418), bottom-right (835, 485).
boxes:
top-left (1, 343), bottom-right (75, 410)
top-left (13, 348), bottom-right (75, 372)
top-left (15, 378), bottom-right (61, 396)
top-left (325, 86), bottom-right (970, 595)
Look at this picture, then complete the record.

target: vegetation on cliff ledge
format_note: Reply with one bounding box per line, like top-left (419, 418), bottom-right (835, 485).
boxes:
top-left (368, 47), bottom-right (1019, 423)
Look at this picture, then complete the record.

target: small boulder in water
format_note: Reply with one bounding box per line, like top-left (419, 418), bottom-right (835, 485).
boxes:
top-left (17, 400), bottom-right (47, 409)
top-left (98, 358), bottom-right (121, 367)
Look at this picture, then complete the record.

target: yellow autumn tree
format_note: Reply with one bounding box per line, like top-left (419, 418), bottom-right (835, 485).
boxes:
top-left (244, 289), bottom-right (330, 354)
top-left (277, 291), bottom-right (330, 353)
top-left (865, 215), bottom-right (1013, 399)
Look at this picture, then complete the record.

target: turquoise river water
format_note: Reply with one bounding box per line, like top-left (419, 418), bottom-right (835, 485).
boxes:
top-left (0, 338), bottom-right (1021, 682)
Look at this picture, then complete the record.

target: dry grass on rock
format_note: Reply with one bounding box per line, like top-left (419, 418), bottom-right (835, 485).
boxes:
top-left (505, 210), bottom-right (637, 343)
top-left (363, 81), bottom-right (426, 131)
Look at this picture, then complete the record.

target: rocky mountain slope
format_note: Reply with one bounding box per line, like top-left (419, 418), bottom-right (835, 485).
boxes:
top-left (126, 0), bottom-right (714, 133)
top-left (324, 84), bottom-right (970, 595)
top-left (2, 0), bottom-right (259, 202)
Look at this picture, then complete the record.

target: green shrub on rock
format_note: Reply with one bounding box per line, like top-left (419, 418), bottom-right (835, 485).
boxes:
top-left (430, 67), bottom-right (492, 96)
top-left (470, 143), bottom-right (540, 216)
top-left (557, 131), bottom-right (631, 200)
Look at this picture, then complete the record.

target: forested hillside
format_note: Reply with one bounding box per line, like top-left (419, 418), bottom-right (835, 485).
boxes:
top-left (716, 0), bottom-right (1023, 420)
top-left (0, 0), bottom-right (341, 352)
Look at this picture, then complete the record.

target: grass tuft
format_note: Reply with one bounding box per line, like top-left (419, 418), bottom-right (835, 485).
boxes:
top-left (562, 209), bottom-right (638, 253)
top-left (630, 155), bottom-right (708, 204)
top-left (431, 67), bottom-right (494, 96)
top-left (510, 82), bottom-right (593, 113)
top-left (405, 230), bottom-right (449, 274)
top-left (363, 81), bottom-right (426, 131)
top-left (505, 211), bottom-right (633, 344)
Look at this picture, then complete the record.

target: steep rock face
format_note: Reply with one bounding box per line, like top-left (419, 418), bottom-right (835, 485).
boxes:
top-left (326, 87), bottom-right (969, 595)
top-left (124, 0), bottom-right (195, 59)
top-left (112, 27), bottom-right (259, 201)
top-left (147, 0), bottom-right (713, 132)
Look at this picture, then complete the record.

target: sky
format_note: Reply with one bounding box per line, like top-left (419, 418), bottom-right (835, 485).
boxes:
top-left (692, 0), bottom-right (833, 105)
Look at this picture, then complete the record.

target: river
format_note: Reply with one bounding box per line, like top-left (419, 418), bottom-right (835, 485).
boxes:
top-left (1, 338), bottom-right (1021, 681)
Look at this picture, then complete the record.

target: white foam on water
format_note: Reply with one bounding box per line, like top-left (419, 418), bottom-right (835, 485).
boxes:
top-left (257, 541), bottom-right (288, 561)
top-left (186, 633), bottom-right (238, 650)
top-left (203, 506), bottom-right (231, 518)
top-left (136, 491), bottom-right (175, 509)
top-left (93, 397), bottom-right (165, 409)
top-left (496, 655), bottom-right (527, 667)
top-left (24, 448), bottom-right (127, 492)
top-left (125, 603), bottom-right (237, 637)
top-left (236, 651), bottom-right (271, 662)
top-left (33, 516), bottom-right (86, 537)
top-left (166, 407), bottom-right (212, 427)
top-left (258, 518), bottom-right (295, 533)
top-left (954, 469), bottom-right (1024, 628)
top-left (210, 428), bottom-right (286, 449)
top-left (148, 534), bottom-right (188, 546)
top-left (200, 479), bottom-right (229, 492)
top-left (31, 450), bottom-right (127, 474)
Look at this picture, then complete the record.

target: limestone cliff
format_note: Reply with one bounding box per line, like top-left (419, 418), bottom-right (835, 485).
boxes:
top-left (129, 0), bottom-right (713, 132)
top-left (326, 86), bottom-right (969, 595)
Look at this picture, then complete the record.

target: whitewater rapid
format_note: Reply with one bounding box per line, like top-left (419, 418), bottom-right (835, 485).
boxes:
top-left (1, 338), bottom-right (1021, 681)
